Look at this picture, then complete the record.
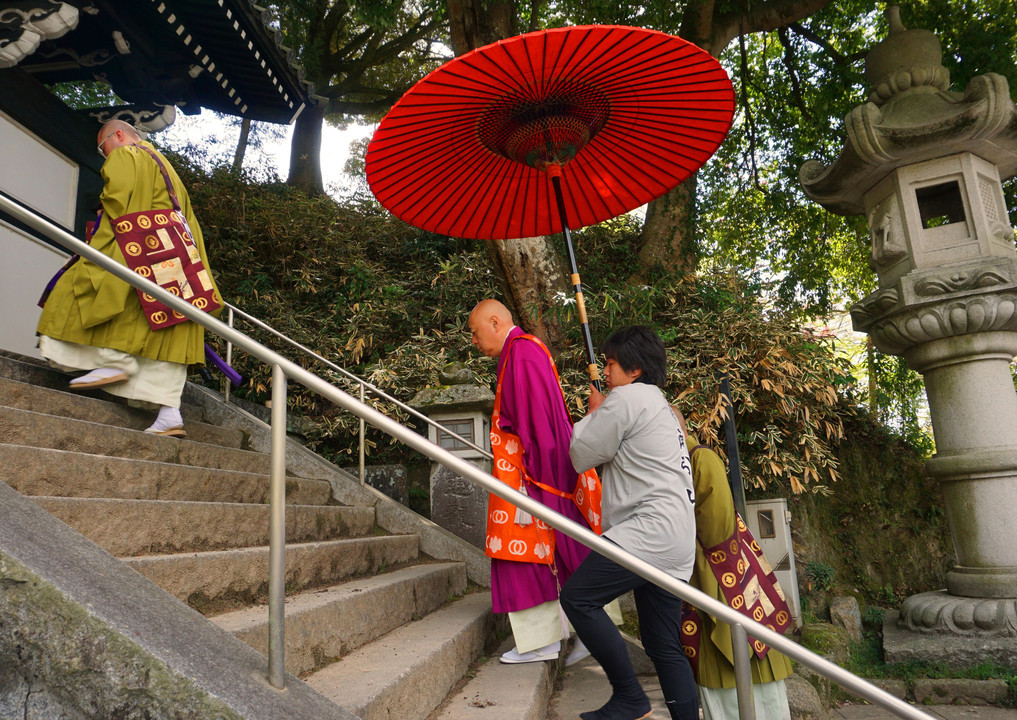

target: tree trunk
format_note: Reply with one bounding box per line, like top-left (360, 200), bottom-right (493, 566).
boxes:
top-left (287, 101), bottom-right (326, 194)
top-left (635, 174), bottom-right (699, 280)
top-left (484, 236), bottom-right (571, 356)
top-left (446, 0), bottom-right (516, 54)
top-left (445, 0), bottom-right (572, 352)
top-left (231, 117), bottom-right (251, 175)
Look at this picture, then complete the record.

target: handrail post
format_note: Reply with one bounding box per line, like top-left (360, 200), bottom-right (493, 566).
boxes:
top-left (731, 622), bottom-right (756, 720)
top-left (267, 364), bottom-right (287, 689)
top-left (359, 384), bottom-right (366, 485)
top-left (225, 306), bottom-right (235, 406)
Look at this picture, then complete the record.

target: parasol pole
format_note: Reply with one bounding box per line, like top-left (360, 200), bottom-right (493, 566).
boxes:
top-left (546, 164), bottom-right (602, 392)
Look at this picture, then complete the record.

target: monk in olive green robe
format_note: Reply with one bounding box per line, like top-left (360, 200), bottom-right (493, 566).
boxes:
top-left (685, 429), bottom-right (793, 720)
top-left (37, 120), bottom-right (220, 435)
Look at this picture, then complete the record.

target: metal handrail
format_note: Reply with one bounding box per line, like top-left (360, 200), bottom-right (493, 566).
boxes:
top-left (1, 191), bottom-right (934, 720)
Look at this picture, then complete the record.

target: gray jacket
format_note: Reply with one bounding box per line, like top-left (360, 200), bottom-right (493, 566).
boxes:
top-left (570, 382), bottom-right (696, 580)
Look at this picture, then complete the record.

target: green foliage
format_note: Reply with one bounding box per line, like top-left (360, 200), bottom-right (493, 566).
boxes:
top-left (47, 80), bottom-right (122, 109)
top-left (860, 605), bottom-right (885, 630)
top-left (868, 353), bottom-right (935, 455)
top-left (177, 160), bottom-right (940, 499)
top-left (805, 560), bottom-right (837, 592)
top-left (537, 218), bottom-right (858, 495)
top-left (791, 413), bottom-right (953, 605)
top-left (172, 150), bottom-right (499, 460)
top-left (271, 0), bottom-right (449, 123)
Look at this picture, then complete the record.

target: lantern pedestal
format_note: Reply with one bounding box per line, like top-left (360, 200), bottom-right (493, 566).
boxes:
top-left (410, 366), bottom-right (494, 550)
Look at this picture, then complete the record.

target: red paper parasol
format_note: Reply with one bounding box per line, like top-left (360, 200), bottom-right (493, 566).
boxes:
top-left (366, 24), bottom-right (735, 386)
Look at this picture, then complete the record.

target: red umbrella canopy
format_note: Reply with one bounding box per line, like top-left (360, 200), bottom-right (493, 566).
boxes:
top-left (366, 24), bottom-right (736, 240)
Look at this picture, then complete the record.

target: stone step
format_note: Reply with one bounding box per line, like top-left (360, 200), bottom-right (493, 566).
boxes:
top-left (30, 497), bottom-right (375, 556)
top-left (0, 443), bottom-right (332, 505)
top-left (125, 535), bottom-right (421, 611)
top-left (0, 352), bottom-right (208, 420)
top-left (434, 637), bottom-right (558, 720)
top-left (0, 376), bottom-right (245, 449)
top-left (0, 405), bottom-right (279, 475)
top-left (306, 592), bottom-right (498, 720)
top-left (213, 562), bottom-right (469, 676)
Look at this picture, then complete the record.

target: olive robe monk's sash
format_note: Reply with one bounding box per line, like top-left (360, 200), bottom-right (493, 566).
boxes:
top-left (112, 145), bottom-right (221, 330)
top-left (681, 511), bottom-right (793, 675)
top-left (486, 333), bottom-right (602, 564)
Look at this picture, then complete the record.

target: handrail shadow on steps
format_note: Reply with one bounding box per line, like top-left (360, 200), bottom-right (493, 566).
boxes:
top-left (0, 192), bottom-right (933, 720)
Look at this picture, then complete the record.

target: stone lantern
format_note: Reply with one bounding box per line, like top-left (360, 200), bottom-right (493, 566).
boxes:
top-left (409, 363), bottom-right (494, 549)
top-left (800, 7), bottom-right (1017, 665)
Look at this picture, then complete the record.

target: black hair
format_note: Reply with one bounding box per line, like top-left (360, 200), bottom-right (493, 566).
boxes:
top-left (601, 325), bottom-right (668, 388)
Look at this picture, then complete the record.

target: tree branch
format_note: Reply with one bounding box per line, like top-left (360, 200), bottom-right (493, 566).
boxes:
top-left (527, 0), bottom-right (543, 33)
top-left (738, 30), bottom-right (760, 190)
top-left (788, 22), bottom-right (868, 65)
top-left (711, 0), bottom-right (832, 55)
top-left (777, 25), bottom-right (811, 120)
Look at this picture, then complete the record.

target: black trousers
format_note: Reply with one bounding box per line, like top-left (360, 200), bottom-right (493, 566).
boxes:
top-left (560, 549), bottom-right (700, 720)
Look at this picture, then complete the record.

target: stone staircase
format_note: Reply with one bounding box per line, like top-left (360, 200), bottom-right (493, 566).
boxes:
top-left (0, 350), bottom-right (559, 719)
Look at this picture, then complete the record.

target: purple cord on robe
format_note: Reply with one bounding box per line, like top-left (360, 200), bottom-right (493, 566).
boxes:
top-left (490, 326), bottom-right (591, 614)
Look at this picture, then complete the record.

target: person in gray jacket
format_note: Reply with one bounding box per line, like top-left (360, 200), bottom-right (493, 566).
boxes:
top-left (560, 325), bottom-right (698, 720)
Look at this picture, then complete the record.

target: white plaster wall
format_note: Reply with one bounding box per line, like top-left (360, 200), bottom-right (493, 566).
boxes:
top-left (0, 112), bottom-right (77, 358)
top-left (0, 222), bottom-right (66, 358)
top-left (0, 111), bottom-right (78, 227)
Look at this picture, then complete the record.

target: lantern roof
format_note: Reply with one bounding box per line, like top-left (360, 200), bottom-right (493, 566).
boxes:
top-left (799, 6), bottom-right (1017, 215)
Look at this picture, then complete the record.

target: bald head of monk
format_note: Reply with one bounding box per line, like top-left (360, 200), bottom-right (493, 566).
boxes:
top-left (97, 119), bottom-right (141, 159)
top-left (469, 299), bottom-right (515, 358)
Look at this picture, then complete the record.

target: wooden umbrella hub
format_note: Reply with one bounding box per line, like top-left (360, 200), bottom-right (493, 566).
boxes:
top-left (478, 83), bottom-right (610, 168)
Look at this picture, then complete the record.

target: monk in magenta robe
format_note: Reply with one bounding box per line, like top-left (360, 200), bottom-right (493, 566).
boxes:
top-left (469, 298), bottom-right (594, 664)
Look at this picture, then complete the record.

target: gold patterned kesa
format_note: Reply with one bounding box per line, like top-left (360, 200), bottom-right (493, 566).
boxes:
top-left (737, 558), bottom-right (747, 575)
top-left (151, 311), bottom-right (167, 325)
top-left (145, 235), bottom-right (160, 250)
top-left (125, 242), bottom-right (142, 257)
top-left (753, 606), bottom-right (765, 621)
top-left (193, 297), bottom-right (208, 309)
top-left (722, 572), bottom-right (737, 588)
top-left (751, 540), bottom-right (761, 553)
top-left (136, 265), bottom-right (152, 277)
top-left (753, 640), bottom-right (766, 654)
top-left (684, 646), bottom-right (696, 658)
top-left (709, 550), bottom-right (727, 564)
top-left (168, 286), bottom-right (180, 296)
top-left (116, 220), bottom-right (134, 233)
top-left (172, 310), bottom-right (184, 319)
top-left (776, 610), bottom-right (789, 625)
top-left (142, 293), bottom-right (156, 303)
top-left (730, 539), bottom-right (739, 555)
top-left (154, 213), bottom-right (168, 225)
top-left (137, 215), bottom-right (152, 229)
top-left (732, 595), bottom-right (745, 609)
top-left (682, 620), bottom-right (698, 635)
top-left (738, 517), bottom-right (747, 532)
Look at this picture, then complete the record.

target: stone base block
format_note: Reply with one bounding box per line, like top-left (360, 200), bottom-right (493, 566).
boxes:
top-left (912, 678), bottom-right (1011, 705)
top-left (883, 610), bottom-right (1017, 669)
top-left (430, 464), bottom-right (488, 550)
top-left (343, 464), bottom-right (408, 505)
